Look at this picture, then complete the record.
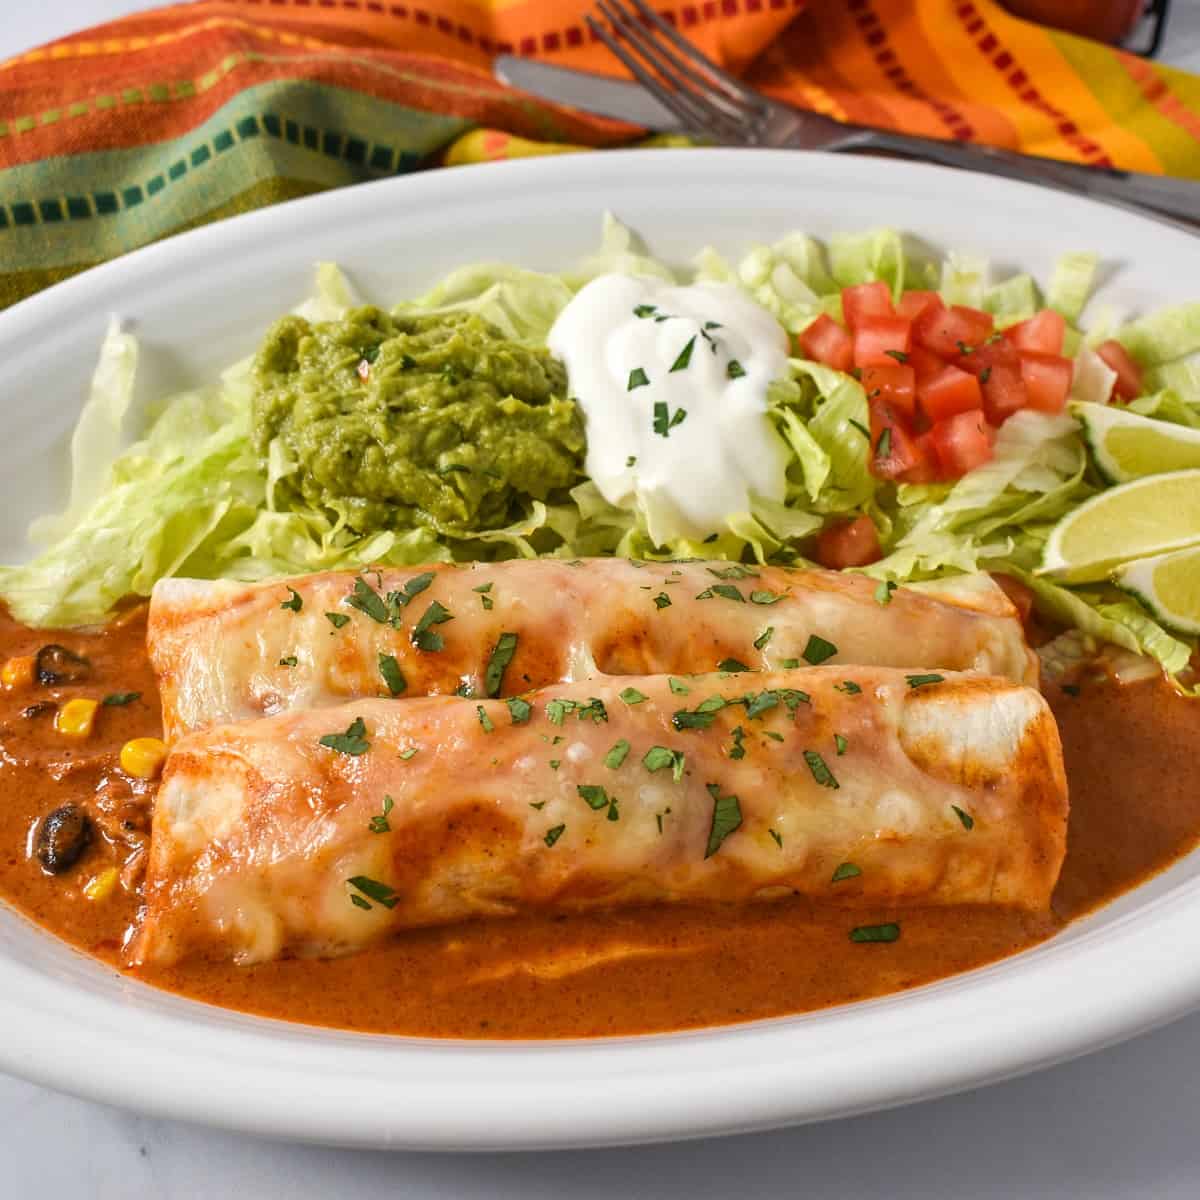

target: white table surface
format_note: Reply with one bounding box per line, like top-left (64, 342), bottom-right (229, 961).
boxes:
top-left (3, 4), bottom-right (1200, 1196)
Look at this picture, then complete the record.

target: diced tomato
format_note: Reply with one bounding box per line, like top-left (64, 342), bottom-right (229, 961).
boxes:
top-left (860, 363), bottom-right (916, 418)
top-left (897, 290), bottom-right (943, 324)
top-left (868, 400), bottom-right (933, 481)
top-left (1019, 352), bottom-right (1074, 413)
top-left (854, 316), bottom-right (912, 369)
top-left (815, 514), bottom-right (882, 569)
top-left (840, 281), bottom-right (894, 329)
top-left (1006, 310), bottom-right (1066, 356)
top-left (956, 336), bottom-right (1019, 378)
top-left (918, 364), bottom-right (983, 423)
top-left (902, 431), bottom-right (945, 484)
top-left (929, 411), bottom-right (995, 477)
top-left (1096, 339), bottom-right (1144, 401)
top-left (913, 303), bottom-right (995, 359)
top-left (990, 572), bottom-right (1036, 627)
top-left (797, 314), bottom-right (854, 372)
top-left (908, 344), bottom-right (947, 386)
top-left (981, 364), bottom-right (1028, 425)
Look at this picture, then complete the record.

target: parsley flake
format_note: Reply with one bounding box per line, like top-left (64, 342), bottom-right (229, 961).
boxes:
top-left (544, 824), bottom-right (566, 847)
top-left (952, 805), bottom-right (975, 830)
top-left (672, 694), bottom-right (726, 730)
top-left (506, 697), bottom-right (533, 724)
top-left (875, 427), bottom-right (893, 459)
top-left (628, 367), bottom-right (650, 391)
top-left (653, 401), bottom-right (670, 437)
top-left (884, 349), bottom-right (909, 363)
top-left (605, 739), bottom-right (631, 769)
top-left (906, 673), bottom-right (945, 689)
top-left (769, 828), bottom-right (783, 848)
top-left (669, 336), bottom-right (697, 372)
top-left (704, 785), bottom-right (743, 858)
top-left (750, 590), bottom-right (784, 605)
top-left (399, 747), bottom-right (418, 760)
top-left (278, 656), bottom-right (298, 668)
top-left (619, 686), bottom-right (648, 705)
top-left (727, 359), bottom-right (746, 380)
top-left (347, 875), bottom-right (398, 910)
top-left (835, 733), bottom-right (848, 756)
top-left (669, 677), bottom-right (690, 696)
top-left (803, 634), bottom-right (838, 665)
top-left (484, 632), bottom-right (518, 697)
top-left (836, 680), bottom-right (862, 695)
top-left (326, 611), bottom-right (350, 630)
top-left (280, 587), bottom-right (302, 613)
top-left (754, 627), bottom-right (775, 651)
top-left (577, 784), bottom-right (611, 811)
top-left (378, 653), bottom-right (406, 696)
top-left (634, 304), bottom-right (657, 318)
top-left (347, 576), bottom-right (389, 623)
top-left (729, 725), bottom-right (747, 760)
top-left (476, 705), bottom-right (494, 733)
top-left (102, 691), bottom-right (141, 706)
top-left (319, 716), bottom-right (370, 756)
top-left (832, 861), bottom-right (862, 883)
top-left (654, 592), bottom-right (672, 609)
top-left (804, 749), bottom-right (839, 789)
top-left (850, 923), bottom-right (900, 944)
top-left (368, 795), bottom-right (394, 834)
top-left (718, 658), bottom-right (751, 673)
top-left (411, 600), bottom-right (453, 651)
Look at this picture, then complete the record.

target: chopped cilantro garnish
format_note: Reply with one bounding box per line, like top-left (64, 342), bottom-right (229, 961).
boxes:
top-left (544, 824), bottom-right (566, 847)
top-left (347, 576), bottom-right (389, 623)
top-left (781, 658), bottom-right (800, 669)
top-left (803, 749), bottom-right (839, 789)
top-left (102, 691), bottom-right (141, 706)
top-left (633, 304), bottom-right (657, 318)
top-left (576, 697), bottom-right (609, 724)
top-left (484, 632), bottom-right (518, 696)
top-left (378, 653), bottom-right (406, 696)
top-left (669, 677), bottom-right (690, 695)
top-left (368, 795), bottom-right (394, 835)
top-left (476, 705), bottom-right (494, 733)
top-left (718, 658), bottom-right (750, 673)
top-left (906, 673), bottom-right (945, 689)
top-left (605, 739), bottom-right (631, 769)
top-left (850, 923), bottom-right (900, 943)
top-left (473, 582), bottom-right (493, 593)
top-left (802, 635), bottom-right (838, 665)
top-left (769, 828), bottom-right (783, 848)
top-left (763, 730), bottom-right (785, 742)
top-left (728, 725), bottom-right (747, 760)
top-left (749, 590), bottom-right (784, 605)
top-left (280, 587), bottom-right (302, 613)
top-left (347, 875), bottom-right (398, 910)
top-left (672, 694), bottom-right (726, 731)
top-left (727, 359), bottom-right (746, 379)
top-left (506, 697), bottom-right (533, 724)
top-left (654, 592), bottom-right (672, 609)
top-left (670, 336), bottom-right (697, 372)
top-left (278, 657), bottom-right (298, 668)
top-left (411, 600), bottom-right (453, 651)
top-left (653, 401), bottom-right (669, 437)
top-left (708, 565), bottom-right (758, 580)
top-left (546, 698), bottom-right (576, 726)
top-left (836, 680), bottom-right (862, 695)
top-left (577, 784), bottom-right (610, 811)
top-left (619, 686), bottom-right (648, 705)
top-left (832, 862), bottom-right (862, 883)
top-left (399, 747), bottom-right (418, 760)
top-left (835, 733), bottom-right (848, 756)
top-left (704, 784), bottom-right (743, 858)
top-left (875, 427), bottom-right (893, 459)
top-left (319, 716), bottom-right (370, 756)
top-left (642, 746), bottom-right (685, 783)
top-left (626, 455), bottom-right (637, 468)
top-left (549, 759), bottom-right (561, 770)
top-left (952, 805), bottom-right (975, 830)
top-left (754, 626), bottom-right (775, 651)
top-left (325, 611), bottom-right (350, 630)
top-left (628, 367), bottom-right (650, 391)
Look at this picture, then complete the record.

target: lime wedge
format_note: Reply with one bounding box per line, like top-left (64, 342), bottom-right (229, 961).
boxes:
top-left (1038, 468), bottom-right (1200, 583)
top-left (1073, 401), bottom-right (1200, 484)
top-left (1115, 545), bottom-right (1200, 636)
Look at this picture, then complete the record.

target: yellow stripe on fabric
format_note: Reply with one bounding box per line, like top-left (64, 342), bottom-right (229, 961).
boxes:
top-left (921, 0), bottom-right (1162, 172)
top-left (1050, 35), bottom-right (1197, 178)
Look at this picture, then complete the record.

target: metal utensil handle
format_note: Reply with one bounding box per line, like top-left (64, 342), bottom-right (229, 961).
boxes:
top-left (857, 128), bottom-right (1200, 227)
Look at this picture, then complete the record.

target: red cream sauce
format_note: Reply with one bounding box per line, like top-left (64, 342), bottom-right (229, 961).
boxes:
top-left (0, 606), bottom-right (1196, 1039)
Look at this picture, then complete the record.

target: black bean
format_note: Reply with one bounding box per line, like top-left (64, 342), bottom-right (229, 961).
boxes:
top-left (34, 805), bottom-right (92, 874)
top-left (35, 645), bottom-right (92, 686)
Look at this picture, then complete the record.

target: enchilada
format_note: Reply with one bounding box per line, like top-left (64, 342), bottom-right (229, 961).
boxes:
top-left (132, 666), bottom-right (1066, 967)
top-left (148, 560), bottom-right (1037, 741)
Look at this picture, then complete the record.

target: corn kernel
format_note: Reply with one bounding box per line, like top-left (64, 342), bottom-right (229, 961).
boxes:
top-left (0, 656), bottom-right (34, 690)
top-left (55, 697), bottom-right (99, 738)
top-left (83, 866), bottom-right (120, 903)
top-left (120, 736), bottom-right (167, 780)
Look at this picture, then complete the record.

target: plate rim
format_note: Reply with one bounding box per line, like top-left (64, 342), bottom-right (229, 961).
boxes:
top-left (2, 147), bottom-right (1199, 1150)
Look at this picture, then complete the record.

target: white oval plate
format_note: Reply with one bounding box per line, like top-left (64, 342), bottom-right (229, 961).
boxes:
top-left (1, 150), bottom-right (1198, 1150)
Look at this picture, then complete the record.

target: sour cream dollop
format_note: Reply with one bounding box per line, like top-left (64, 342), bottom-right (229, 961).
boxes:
top-left (547, 274), bottom-right (790, 545)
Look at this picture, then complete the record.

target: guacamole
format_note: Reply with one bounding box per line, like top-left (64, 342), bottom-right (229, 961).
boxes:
top-left (252, 307), bottom-right (584, 533)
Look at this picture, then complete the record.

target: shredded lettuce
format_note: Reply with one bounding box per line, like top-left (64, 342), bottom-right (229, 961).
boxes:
top-left (4, 218), bottom-right (1198, 681)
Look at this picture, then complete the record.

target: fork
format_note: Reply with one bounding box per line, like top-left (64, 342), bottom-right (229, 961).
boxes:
top-left (586, 0), bottom-right (1199, 226)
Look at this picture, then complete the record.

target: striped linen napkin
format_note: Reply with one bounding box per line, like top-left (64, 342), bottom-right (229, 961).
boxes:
top-left (1, 0), bottom-right (1197, 309)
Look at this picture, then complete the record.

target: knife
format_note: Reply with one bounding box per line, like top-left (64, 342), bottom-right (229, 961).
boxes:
top-left (494, 56), bottom-right (1199, 227)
